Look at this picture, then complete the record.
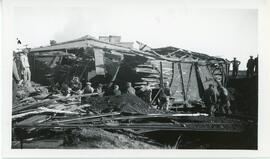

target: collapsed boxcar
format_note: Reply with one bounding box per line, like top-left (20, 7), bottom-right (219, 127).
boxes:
top-left (27, 35), bottom-right (230, 109)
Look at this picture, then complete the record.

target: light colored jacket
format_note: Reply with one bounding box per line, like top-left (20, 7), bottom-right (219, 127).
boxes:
top-left (20, 54), bottom-right (30, 68)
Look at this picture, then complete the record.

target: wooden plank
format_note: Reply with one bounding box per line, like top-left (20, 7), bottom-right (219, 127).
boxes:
top-left (13, 122), bottom-right (245, 133)
top-left (49, 112), bottom-right (120, 124)
top-left (12, 107), bottom-right (79, 120)
top-left (13, 93), bottom-right (98, 114)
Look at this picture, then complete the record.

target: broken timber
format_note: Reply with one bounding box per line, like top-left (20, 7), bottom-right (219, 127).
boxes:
top-left (13, 93), bottom-right (98, 114)
top-left (12, 122), bottom-right (246, 133)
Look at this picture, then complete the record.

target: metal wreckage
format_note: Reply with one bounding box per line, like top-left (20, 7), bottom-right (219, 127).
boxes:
top-left (12, 35), bottom-right (257, 149)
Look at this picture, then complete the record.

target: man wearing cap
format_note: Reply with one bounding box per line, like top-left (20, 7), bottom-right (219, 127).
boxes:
top-left (231, 57), bottom-right (241, 78)
top-left (20, 49), bottom-right (31, 83)
top-left (247, 56), bottom-right (255, 77)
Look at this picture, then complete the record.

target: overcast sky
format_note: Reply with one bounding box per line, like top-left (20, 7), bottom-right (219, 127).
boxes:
top-left (13, 1), bottom-right (257, 70)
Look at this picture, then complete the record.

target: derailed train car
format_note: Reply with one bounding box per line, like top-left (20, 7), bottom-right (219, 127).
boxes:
top-left (27, 35), bottom-right (230, 109)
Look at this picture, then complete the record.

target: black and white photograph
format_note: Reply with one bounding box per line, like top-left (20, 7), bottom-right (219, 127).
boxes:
top-left (1, 0), bottom-right (270, 158)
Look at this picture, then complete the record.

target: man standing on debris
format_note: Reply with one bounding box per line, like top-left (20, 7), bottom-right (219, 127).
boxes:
top-left (231, 57), bottom-right (241, 78)
top-left (13, 52), bottom-right (23, 104)
top-left (204, 84), bottom-right (218, 117)
top-left (125, 82), bottom-right (136, 95)
top-left (20, 48), bottom-right (31, 83)
top-left (247, 56), bottom-right (255, 77)
top-left (139, 82), bottom-right (152, 104)
top-left (70, 76), bottom-right (82, 95)
top-left (217, 83), bottom-right (232, 115)
top-left (158, 82), bottom-right (171, 110)
top-left (113, 85), bottom-right (121, 96)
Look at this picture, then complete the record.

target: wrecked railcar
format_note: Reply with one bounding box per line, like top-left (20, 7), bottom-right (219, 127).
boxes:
top-left (27, 35), bottom-right (230, 108)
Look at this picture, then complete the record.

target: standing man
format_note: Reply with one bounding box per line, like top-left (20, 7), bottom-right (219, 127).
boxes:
top-left (247, 56), bottom-right (255, 77)
top-left (254, 55), bottom-right (258, 75)
top-left (231, 57), bottom-right (241, 78)
top-left (158, 82), bottom-right (171, 110)
top-left (204, 84), bottom-right (218, 117)
top-left (125, 82), bottom-right (136, 95)
top-left (13, 52), bottom-right (23, 104)
top-left (20, 48), bottom-right (31, 83)
top-left (217, 84), bottom-right (232, 115)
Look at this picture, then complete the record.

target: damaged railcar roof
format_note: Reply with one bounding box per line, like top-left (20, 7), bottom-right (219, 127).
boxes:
top-left (29, 35), bottom-right (161, 59)
top-left (152, 46), bottom-right (228, 62)
top-left (30, 35), bottom-right (132, 53)
top-left (29, 35), bottom-right (228, 63)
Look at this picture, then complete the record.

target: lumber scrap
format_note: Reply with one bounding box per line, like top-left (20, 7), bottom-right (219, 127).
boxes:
top-left (12, 107), bottom-right (79, 120)
top-left (13, 93), bottom-right (97, 114)
top-left (49, 112), bottom-right (120, 124)
top-left (60, 113), bottom-right (209, 124)
top-left (13, 122), bottom-right (246, 133)
top-left (14, 115), bottom-right (49, 126)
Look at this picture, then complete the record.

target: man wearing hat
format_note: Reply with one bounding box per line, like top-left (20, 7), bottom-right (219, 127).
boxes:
top-left (20, 48), bottom-right (31, 83)
top-left (247, 56), bottom-right (255, 77)
top-left (231, 57), bottom-right (241, 78)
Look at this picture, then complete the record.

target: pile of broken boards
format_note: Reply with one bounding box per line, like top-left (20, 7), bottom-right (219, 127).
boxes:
top-left (12, 86), bottom-right (255, 149)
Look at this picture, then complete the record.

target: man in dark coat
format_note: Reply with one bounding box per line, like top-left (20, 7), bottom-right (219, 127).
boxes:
top-left (217, 84), bottom-right (232, 115)
top-left (247, 56), bottom-right (255, 77)
top-left (254, 55), bottom-right (258, 75)
top-left (139, 82), bottom-right (152, 104)
top-left (231, 57), bottom-right (241, 78)
top-left (204, 84), bottom-right (218, 116)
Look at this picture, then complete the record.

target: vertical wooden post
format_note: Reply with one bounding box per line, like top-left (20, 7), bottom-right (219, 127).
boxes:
top-left (179, 63), bottom-right (186, 101)
top-left (160, 61), bottom-right (164, 89)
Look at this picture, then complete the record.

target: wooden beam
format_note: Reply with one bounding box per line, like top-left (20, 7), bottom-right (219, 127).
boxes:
top-left (13, 93), bottom-right (98, 114)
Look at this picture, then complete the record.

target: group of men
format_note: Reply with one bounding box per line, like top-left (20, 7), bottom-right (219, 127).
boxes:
top-left (59, 76), bottom-right (104, 98)
top-left (231, 55), bottom-right (258, 78)
top-left (113, 81), bottom-right (172, 110)
top-left (112, 82), bottom-right (171, 110)
top-left (204, 83), bottom-right (232, 117)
